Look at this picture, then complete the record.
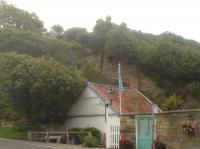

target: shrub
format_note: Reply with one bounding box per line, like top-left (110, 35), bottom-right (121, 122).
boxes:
top-left (84, 127), bottom-right (101, 143)
top-left (160, 93), bottom-right (182, 111)
top-left (68, 127), bottom-right (84, 132)
top-left (68, 127), bottom-right (101, 145)
top-left (84, 136), bottom-right (98, 148)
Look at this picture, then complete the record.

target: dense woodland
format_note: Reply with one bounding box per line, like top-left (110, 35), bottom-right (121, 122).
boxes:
top-left (1, 1), bottom-right (200, 124)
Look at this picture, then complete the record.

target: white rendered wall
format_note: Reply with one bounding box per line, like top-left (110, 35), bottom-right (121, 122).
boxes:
top-left (66, 116), bottom-right (106, 133)
top-left (65, 86), bottom-right (116, 133)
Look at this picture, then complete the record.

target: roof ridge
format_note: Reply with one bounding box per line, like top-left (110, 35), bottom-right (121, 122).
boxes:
top-left (88, 81), bottom-right (136, 90)
top-left (88, 82), bottom-right (118, 88)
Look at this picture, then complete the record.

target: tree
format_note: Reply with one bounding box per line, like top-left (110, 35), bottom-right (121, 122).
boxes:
top-left (0, 0), bottom-right (45, 34)
top-left (0, 28), bottom-right (89, 66)
top-left (0, 89), bottom-right (18, 120)
top-left (92, 16), bottom-right (113, 72)
top-left (0, 52), bottom-right (86, 123)
top-left (106, 22), bottom-right (133, 63)
top-left (63, 27), bottom-right (89, 46)
top-left (50, 25), bottom-right (64, 38)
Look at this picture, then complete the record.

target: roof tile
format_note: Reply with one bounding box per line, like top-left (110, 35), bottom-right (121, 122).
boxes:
top-left (88, 82), bottom-right (153, 114)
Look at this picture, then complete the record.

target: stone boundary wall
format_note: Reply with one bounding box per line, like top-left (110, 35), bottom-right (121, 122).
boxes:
top-left (0, 121), bottom-right (14, 128)
top-left (120, 115), bottom-right (136, 147)
top-left (156, 109), bottom-right (200, 149)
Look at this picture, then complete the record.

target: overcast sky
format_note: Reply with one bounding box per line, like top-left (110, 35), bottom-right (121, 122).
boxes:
top-left (6, 0), bottom-right (200, 42)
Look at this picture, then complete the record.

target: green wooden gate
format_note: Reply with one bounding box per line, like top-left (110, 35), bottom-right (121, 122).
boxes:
top-left (136, 116), bottom-right (153, 149)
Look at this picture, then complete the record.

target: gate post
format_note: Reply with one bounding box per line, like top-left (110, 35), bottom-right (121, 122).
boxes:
top-left (106, 107), bottom-right (110, 148)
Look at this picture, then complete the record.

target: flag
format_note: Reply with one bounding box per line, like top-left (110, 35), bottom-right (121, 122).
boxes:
top-left (118, 63), bottom-right (124, 91)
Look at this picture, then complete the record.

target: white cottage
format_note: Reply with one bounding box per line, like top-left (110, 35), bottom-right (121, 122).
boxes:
top-left (65, 82), bottom-right (118, 133)
top-left (65, 82), bottom-right (160, 149)
top-left (65, 81), bottom-right (155, 131)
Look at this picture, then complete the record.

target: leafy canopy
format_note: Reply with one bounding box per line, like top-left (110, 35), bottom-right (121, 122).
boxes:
top-left (0, 0), bottom-right (45, 34)
top-left (0, 28), bottom-right (90, 66)
top-left (0, 52), bottom-right (86, 123)
top-left (50, 25), bottom-right (64, 38)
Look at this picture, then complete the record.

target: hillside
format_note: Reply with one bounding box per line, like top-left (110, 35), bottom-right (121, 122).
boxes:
top-left (1, 1), bottom-right (200, 116)
top-left (90, 55), bottom-right (165, 102)
top-left (1, 25), bottom-right (200, 110)
top-left (77, 17), bottom-right (200, 109)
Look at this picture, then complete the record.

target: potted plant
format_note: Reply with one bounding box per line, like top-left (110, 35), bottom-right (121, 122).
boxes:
top-left (153, 136), bottom-right (166, 149)
top-left (119, 136), bottom-right (131, 149)
top-left (182, 121), bottom-right (198, 135)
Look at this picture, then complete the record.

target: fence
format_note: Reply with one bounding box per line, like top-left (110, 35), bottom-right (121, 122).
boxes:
top-left (106, 116), bottom-right (120, 148)
top-left (27, 131), bottom-right (91, 144)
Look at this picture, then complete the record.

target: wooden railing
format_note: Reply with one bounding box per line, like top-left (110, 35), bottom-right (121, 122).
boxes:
top-left (27, 131), bottom-right (91, 143)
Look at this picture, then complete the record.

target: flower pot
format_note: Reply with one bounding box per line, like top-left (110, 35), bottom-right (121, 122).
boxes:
top-left (183, 128), bottom-right (196, 136)
top-left (120, 143), bottom-right (131, 149)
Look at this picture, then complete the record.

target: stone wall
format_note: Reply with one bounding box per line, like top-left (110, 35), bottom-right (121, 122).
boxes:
top-left (156, 109), bottom-right (200, 149)
top-left (0, 121), bottom-right (14, 128)
top-left (120, 115), bottom-right (136, 146)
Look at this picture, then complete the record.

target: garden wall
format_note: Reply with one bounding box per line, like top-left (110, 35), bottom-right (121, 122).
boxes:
top-left (120, 115), bottom-right (136, 146)
top-left (156, 109), bottom-right (200, 149)
top-left (0, 121), bottom-right (14, 128)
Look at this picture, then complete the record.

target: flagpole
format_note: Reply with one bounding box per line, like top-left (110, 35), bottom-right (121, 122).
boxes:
top-left (118, 63), bottom-right (122, 114)
top-left (119, 87), bottom-right (122, 114)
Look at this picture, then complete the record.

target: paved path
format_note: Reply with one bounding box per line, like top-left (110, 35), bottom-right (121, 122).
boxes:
top-left (0, 138), bottom-right (105, 149)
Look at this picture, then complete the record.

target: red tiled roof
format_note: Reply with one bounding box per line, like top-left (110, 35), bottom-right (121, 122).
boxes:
top-left (88, 82), bottom-right (153, 114)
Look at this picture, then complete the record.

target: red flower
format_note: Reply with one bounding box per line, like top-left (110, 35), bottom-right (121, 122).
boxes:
top-left (182, 121), bottom-right (198, 134)
top-left (119, 137), bottom-right (130, 145)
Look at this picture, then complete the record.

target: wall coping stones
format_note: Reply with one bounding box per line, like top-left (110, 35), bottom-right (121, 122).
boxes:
top-left (156, 109), bottom-right (200, 114)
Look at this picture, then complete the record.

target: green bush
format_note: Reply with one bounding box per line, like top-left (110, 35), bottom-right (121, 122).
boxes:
top-left (68, 127), bottom-right (84, 132)
top-left (160, 93), bottom-right (183, 111)
top-left (84, 136), bottom-right (98, 148)
top-left (84, 127), bottom-right (101, 143)
top-left (68, 127), bottom-right (101, 145)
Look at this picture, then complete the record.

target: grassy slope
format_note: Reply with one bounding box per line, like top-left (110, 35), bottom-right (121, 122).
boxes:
top-left (0, 128), bottom-right (26, 140)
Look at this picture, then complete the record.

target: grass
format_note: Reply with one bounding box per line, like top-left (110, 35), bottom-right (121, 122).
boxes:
top-left (0, 127), bottom-right (26, 140)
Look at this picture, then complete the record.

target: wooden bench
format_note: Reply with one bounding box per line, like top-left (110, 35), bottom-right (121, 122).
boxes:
top-left (28, 131), bottom-right (91, 144)
top-left (45, 136), bottom-right (62, 143)
top-left (29, 137), bottom-right (46, 142)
